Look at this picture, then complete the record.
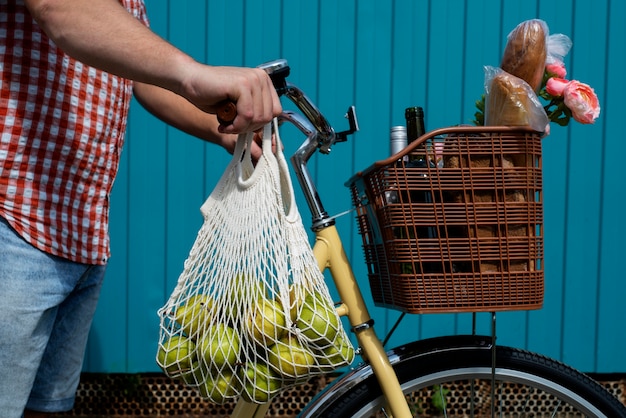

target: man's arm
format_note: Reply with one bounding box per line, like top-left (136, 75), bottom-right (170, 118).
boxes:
top-left (132, 82), bottom-right (266, 161)
top-left (24, 0), bottom-right (281, 134)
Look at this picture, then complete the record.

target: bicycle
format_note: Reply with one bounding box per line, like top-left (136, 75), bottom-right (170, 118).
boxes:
top-left (218, 59), bottom-right (626, 418)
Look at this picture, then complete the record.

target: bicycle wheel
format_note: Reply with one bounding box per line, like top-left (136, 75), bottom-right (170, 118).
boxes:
top-left (303, 335), bottom-right (626, 417)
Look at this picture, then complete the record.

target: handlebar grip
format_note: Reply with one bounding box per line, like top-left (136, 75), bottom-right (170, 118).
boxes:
top-left (216, 101), bottom-right (237, 125)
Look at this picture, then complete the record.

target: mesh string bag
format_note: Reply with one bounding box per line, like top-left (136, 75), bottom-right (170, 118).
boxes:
top-left (156, 120), bottom-right (354, 404)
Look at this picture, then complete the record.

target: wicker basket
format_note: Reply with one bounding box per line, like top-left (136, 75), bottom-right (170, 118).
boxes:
top-left (347, 126), bottom-right (544, 314)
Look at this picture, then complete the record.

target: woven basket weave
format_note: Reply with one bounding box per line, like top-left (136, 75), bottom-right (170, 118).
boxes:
top-left (347, 126), bottom-right (544, 314)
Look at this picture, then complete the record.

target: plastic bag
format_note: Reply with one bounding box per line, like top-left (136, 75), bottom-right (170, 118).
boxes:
top-left (483, 66), bottom-right (549, 133)
top-left (546, 32), bottom-right (572, 67)
top-left (156, 121), bottom-right (354, 404)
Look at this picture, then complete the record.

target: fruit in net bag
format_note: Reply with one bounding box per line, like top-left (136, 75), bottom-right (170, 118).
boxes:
top-left (197, 370), bottom-right (241, 403)
top-left (157, 335), bottom-right (197, 377)
top-left (320, 334), bottom-right (355, 366)
top-left (199, 322), bottom-right (241, 370)
top-left (246, 297), bottom-right (287, 345)
top-left (267, 335), bottom-right (315, 378)
top-left (294, 290), bottom-right (339, 346)
top-left (173, 294), bottom-right (213, 339)
top-left (240, 360), bottom-right (283, 403)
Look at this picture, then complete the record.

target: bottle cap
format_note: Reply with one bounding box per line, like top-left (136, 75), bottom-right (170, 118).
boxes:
top-left (405, 106), bottom-right (424, 119)
top-left (389, 126), bottom-right (407, 155)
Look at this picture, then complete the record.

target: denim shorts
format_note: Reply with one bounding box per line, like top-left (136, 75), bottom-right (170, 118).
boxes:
top-left (0, 216), bottom-right (106, 417)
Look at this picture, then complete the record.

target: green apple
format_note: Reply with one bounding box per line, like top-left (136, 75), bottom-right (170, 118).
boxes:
top-left (295, 292), bottom-right (339, 345)
top-left (156, 335), bottom-right (197, 376)
top-left (199, 323), bottom-right (241, 370)
top-left (239, 360), bottom-right (283, 403)
top-left (173, 294), bottom-right (213, 339)
top-left (320, 336), bottom-right (356, 367)
top-left (197, 370), bottom-right (241, 404)
top-left (267, 335), bottom-right (315, 378)
top-left (246, 298), bottom-right (287, 345)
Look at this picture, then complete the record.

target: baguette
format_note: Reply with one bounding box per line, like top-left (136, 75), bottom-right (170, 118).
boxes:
top-left (500, 19), bottom-right (547, 91)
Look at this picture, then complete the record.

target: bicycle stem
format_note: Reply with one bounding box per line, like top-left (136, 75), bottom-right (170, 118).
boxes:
top-left (281, 83), bottom-right (337, 231)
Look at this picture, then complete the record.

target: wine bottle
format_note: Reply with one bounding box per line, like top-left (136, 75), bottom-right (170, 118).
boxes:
top-left (405, 106), bottom-right (425, 143)
top-left (404, 107), bottom-right (441, 274)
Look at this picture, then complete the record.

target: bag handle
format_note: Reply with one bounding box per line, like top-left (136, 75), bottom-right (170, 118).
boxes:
top-left (234, 122), bottom-right (274, 189)
top-left (238, 119), bottom-right (298, 222)
top-left (272, 119), bottom-right (299, 223)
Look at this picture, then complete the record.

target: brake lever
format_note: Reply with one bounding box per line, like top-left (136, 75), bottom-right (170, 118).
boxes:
top-left (335, 106), bottom-right (359, 142)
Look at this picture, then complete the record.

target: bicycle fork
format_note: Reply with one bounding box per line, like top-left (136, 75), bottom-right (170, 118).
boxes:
top-left (311, 225), bottom-right (413, 418)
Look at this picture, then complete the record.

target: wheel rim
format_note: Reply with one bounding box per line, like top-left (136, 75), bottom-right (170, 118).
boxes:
top-left (350, 366), bottom-right (607, 417)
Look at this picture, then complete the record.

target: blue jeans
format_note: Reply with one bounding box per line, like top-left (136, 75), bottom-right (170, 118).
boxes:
top-left (0, 217), bottom-right (106, 417)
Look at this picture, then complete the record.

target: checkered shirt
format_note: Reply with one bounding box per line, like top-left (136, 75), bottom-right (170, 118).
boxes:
top-left (0, 0), bottom-right (149, 264)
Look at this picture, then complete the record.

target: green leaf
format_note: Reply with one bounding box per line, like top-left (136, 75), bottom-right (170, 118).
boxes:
top-left (472, 95), bottom-right (485, 126)
top-left (431, 384), bottom-right (450, 412)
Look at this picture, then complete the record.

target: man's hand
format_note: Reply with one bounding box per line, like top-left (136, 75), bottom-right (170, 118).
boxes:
top-left (179, 65), bottom-right (282, 134)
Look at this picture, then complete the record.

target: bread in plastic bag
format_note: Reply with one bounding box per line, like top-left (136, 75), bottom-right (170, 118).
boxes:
top-left (500, 19), bottom-right (548, 91)
top-left (484, 66), bottom-right (549, 133)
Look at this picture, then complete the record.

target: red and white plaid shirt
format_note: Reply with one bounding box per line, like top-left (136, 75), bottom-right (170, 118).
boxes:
top-left (0, 0), bottom-right (149, 264)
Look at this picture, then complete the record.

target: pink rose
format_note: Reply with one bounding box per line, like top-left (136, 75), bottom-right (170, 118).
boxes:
top-left (563, 81), bottom-right (601, 124)
top-left (545, 77), bottom-right (569, 96)
top-left (546, 63), bottom-right (567, 78)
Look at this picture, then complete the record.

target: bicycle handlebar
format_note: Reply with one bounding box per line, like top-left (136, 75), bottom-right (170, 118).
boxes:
top-left (218, 59), bottom-right (359, 230)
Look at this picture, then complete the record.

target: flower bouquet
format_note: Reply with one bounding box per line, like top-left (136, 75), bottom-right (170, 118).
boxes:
top-left (540, 63), bottom-right (600, 127)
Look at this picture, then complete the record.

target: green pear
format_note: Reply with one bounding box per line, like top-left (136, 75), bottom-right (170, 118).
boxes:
top-left (180, 362), bottom-right (204, 386)
top-left (295, 292), bottom-right (339, 345)
top-left (199, 323), bottom-right (241, 370)
top-left (239, 360), bottom-right (283, 403)
top-left (320, 336), bottom-right (355, 367)
top-left (156, 335), bottom-right (196, 377)
top-left (288, 283), bottom-right (307, 322)
top-left (173, 294), bottom-right (213, 339)
top-left (267, 335), bottom-right (315, 378)
top-left (246, 298), bottom-right (287, 345)
top-left (197, 370), bottom-right (241, 404)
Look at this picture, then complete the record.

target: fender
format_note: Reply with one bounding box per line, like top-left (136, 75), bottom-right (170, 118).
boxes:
top-left (298, 335), bottom-right (494, 417)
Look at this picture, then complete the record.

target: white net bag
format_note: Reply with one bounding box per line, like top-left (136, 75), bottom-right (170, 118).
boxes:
top-left (156, 120), bottom-right (354, 404)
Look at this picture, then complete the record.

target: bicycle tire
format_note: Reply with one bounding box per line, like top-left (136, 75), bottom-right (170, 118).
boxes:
top-left (302, 335), bottom-right (626, 417)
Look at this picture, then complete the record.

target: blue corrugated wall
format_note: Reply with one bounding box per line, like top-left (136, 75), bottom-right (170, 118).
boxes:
top-left (82, 0), bottom-right (626, 374)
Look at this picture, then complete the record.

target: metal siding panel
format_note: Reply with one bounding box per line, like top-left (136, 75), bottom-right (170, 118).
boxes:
top-left (206, 0), bottom-right (245, 66)
top-left (351, 0), bottom-right (398, 338)
top-left (243, 0), bottom-right (283, 67)
top-left (389, 0), bottom-right (430, 125)
top-left (597, 0), bottom-right (626, 373)
top-left (461, 0), bottom-right (505, 126)
top-left (559, 0), bottom-right (609, 372)
top-left (526, 2), bottom-right (575, 364)
top-left (124, 107), bottom-right (169, 373)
